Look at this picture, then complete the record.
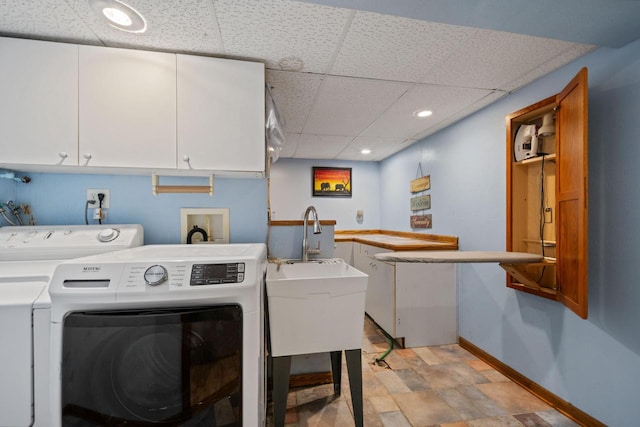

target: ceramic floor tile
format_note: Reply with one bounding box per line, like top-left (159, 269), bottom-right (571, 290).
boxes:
top-left (449, 362), bottom-right (492, 385)
top-left (375, 370), bottom-right (412, 394)
top-left (378, 411), bottom-right (412, 427)
top-left (362, 371), bottom-right (390, 397)
top-left (466, 415), bottom-right (524, 426)
top-left (394, 368), bottom-right (430, 391)
top-left (481, 369), bottom-right (510, 383)
top-left (296, 396), bottom-right (355, 427)
top-left (436, 386), bottom-right (505, 420)
top-left (514, 412), bottom-right (553, 426)
top-left (368, 394), bottom-right (400, 413)
top-left (535, 409), bottom-right (581, 427)
top-left (476, 382), bottom-right (552, 414)
top-left (392, 390), bottom-right (461, 426)
top-left (441, 422), bottom-right (470, 427)
top-left (414, 363), bottom-right (474, 389)
top-left (429, 344), bottom-right (477, 363)
top-left (362, 397), bottom-right (384, 427)
top-left (468, 359), bottom-right (492, 371)
top-left (412, 345), bottom-right (444, 365)
top-left (379, 350), bottom-right (412, 370)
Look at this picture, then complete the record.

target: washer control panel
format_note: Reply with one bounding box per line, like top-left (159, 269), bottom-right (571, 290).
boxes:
top-left (190, 263), bottom-right (245, 286)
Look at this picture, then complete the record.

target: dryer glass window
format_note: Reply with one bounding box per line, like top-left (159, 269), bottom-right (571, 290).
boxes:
top-left (60, 305), bottom-right (242, 426)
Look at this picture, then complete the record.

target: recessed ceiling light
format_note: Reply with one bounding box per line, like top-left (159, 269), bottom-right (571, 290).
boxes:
top-left (88, 0), bottom-right (147, 33)
top-left (414, 110), bottom-right (433, 118)
top-left (361, 149), bottom-right (371, 155)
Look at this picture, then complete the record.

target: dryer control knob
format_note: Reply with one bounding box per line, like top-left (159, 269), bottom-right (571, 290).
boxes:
top-left (97, 228), bottom-right (120, 242)
top-left (144, 265), bottom-right (168, 286)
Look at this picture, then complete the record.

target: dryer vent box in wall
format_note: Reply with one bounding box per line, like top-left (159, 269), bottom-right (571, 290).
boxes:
top-left (180, 208), bottom-right (229, 244)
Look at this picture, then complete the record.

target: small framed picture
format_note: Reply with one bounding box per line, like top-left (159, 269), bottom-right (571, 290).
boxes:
top-left (312, 167), bottom-right (352, 197)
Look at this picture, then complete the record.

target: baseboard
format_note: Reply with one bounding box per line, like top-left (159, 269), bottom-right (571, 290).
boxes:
top-left (289, 372), bottom-right (333, 388)
top-left (459, 337), bottom-right (605, 427)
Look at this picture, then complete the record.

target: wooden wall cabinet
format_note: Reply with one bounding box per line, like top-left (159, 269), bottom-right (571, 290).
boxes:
top-left (503, 68), bottom-right (589, 318)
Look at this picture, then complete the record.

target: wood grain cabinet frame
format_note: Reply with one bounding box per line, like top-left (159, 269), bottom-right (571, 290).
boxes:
top-left (502, 68), bottom-right (589, 319)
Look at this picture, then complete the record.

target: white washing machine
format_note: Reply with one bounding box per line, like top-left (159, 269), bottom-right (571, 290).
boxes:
top-left (48, 244), bottom-right (267, 426)
top-left (0, 224), bottom-right (144, 427)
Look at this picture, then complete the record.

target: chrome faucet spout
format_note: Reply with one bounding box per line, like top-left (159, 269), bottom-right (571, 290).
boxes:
top-left (302, 206), bottom-right (322, 262)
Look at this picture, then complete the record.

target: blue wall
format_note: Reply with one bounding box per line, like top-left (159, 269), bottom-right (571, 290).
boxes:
top-left (0, 172), bottom-right (268, 245)
top-left (379, 40), bottom-right (640, 425)
top-left (270, 159), bottom-right (381, 230)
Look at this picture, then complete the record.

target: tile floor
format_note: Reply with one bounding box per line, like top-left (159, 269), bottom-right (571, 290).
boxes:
top-left (267, 316), bottom-right (580, 427)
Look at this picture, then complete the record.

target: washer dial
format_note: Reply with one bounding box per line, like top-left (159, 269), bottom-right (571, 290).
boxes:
top-left (144, 265), bottom-right (168, 286)
top-left (97, 228), bottom-right (120, 242)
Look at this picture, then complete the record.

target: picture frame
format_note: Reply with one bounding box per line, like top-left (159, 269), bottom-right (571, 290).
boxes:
top-left (312, 167), bottom-right (352, 197)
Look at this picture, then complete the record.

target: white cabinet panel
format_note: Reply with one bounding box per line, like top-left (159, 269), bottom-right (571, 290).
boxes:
top-left (396, 263), bottom-right (457, 347)
top-left (177, 55), bottom-right (265, 173)
top-left (333, 241), bottom-right (353, 265)
top-left (353, 242), bottom-right (457, 347)
top-left (79, 45), bottom-right (176, 169)
top-left (0, 37), bottom-right (78, 166)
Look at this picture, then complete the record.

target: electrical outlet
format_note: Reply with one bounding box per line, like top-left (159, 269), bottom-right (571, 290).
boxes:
top-left (87, 189), bottom-right (110, 209)
top-left (544, 207), bottom-right (553, 223)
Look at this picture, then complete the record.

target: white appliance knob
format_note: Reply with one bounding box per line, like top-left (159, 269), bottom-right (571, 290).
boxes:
top-left (144, 265), bottom-right (168, 286)
top-left (97, 228), bottom-right (120, 242)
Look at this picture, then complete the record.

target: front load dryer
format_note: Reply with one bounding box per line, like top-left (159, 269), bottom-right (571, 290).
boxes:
top-left (48, 244), bottom-right (267, 426)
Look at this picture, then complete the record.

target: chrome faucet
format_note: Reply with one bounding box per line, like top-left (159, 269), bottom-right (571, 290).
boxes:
top-left (302, 205), bottom-right (322, 262)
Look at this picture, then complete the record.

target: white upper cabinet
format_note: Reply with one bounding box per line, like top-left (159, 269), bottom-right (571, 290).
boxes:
top-left (177, 55), bottom-right (265, 174)
top-left (0, 37), bottom-right (78, 166)
top-left (79, 45), bottom-right (176, 169)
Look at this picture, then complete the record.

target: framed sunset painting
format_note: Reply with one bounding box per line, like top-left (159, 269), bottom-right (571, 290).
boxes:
top-left (312, 167), bottom-right (352, 197)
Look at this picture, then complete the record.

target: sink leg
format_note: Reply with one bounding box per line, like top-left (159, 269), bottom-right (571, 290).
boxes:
top-left (272, 355), bottom-right (292, 427)
top-left (330, 351), bottom-right (342, 395)
top-left (345, 349), bottom-right (363, 427)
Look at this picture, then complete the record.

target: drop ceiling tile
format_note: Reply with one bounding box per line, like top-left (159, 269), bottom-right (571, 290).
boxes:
top-left (294, 134), bottom-right (354, 159)
top-left (64, 0), bottom-right (224, 53)
top-left (303, 76), bottom-right (411, 136)
top-left (362, 84), bottom-right (494, 139)
top-left (411, 90), bottom-right (507, 141)
top-left (423, 28), bottom-right (593, 90)
top-left (279, 132), bottom-right (300, 158)
top-left (331, 11), bottom-right (476, 82)
top-left (0, 0), bottom-right (101, 44)
top-left (502, 44), bottom-right (596, 91)
top-left (213, 0), bottom-right (352, 72)
top-left (266, 70), bottom-right (324, 133)
top-left (336, 136), bottom-right (408, 161)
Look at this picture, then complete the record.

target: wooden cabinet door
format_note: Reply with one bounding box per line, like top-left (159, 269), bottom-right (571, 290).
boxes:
top-left (177, 55), bottom-right (265, 173)
top-left (79, 45), bottom-right (176, 169)
top-left (0, 37), bottom-right (78, 166)
top-left (556, 67), bottom-right (589, 318)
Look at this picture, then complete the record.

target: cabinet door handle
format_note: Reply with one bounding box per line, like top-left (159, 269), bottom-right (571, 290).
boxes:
top-left (183, 155), bottom-right (193, 169)
top-left (59, 152), bottom-right (68, 159)
top-left (82, 153), bottom-right (92, 166)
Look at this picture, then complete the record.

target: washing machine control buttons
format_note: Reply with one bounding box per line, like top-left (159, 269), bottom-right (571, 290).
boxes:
top-left (144, 265), bottom-right (168, 286)
top-left (97, 228), bottom-right (120, 242)
top-left (190, 263), bottom-right (245, 286)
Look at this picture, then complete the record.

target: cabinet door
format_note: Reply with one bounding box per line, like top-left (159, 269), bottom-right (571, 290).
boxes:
top-left (177, 55), bottom-right (265, 173)
top-left (556, 68), bottom-right (589, 319)
top-left (333, 241), bottom-right (353, 265)
top-left (79, 45), bottom-right (176, 168)
top-left (0, 37), bottom-right (78, 166)
top-left (396, 263), bottom-right (457, 347)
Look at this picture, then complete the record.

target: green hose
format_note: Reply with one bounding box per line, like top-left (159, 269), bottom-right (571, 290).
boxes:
top-left (375, 329), bottom-right (394, 363)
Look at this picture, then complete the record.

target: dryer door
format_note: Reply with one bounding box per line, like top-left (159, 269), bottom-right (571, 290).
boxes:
top-left (60, 305), bottom-right (242, 426)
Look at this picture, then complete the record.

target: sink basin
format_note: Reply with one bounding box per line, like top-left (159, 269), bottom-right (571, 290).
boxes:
top-left (266, 259), bottom-right (368, 357)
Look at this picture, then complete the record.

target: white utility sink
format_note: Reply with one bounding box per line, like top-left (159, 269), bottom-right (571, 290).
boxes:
top-left (266, 259), bottom-right (368, 357)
